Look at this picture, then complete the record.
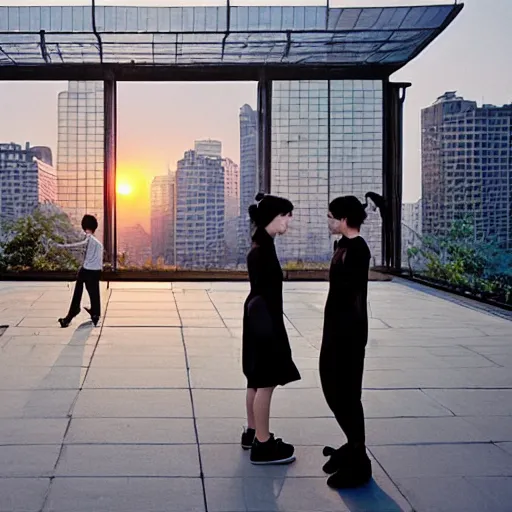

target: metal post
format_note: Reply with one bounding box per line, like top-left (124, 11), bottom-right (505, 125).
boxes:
top-left (103, 78), bottom-right (117, 269)
top-left (382, 80), bottom-right (410, 271)
top-left (257, 79), bottom-right (272, 194)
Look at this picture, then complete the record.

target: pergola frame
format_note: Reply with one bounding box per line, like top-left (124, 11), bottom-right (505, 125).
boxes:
top-left (0, 2), bottom-right (463, 273)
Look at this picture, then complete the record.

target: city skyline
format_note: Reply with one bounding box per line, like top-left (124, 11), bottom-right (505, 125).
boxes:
top-left (1, 0), bottom-right (510, 205)
top-left (2, 85), bottom-right (510, 269)
top-left (421, 91), bottom-right (512, 249)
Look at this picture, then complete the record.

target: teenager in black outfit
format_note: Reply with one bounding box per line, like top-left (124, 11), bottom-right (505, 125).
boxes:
top-left (241, 193), bottom-right (301, 465)
top-left (320, 196), bottom-right (372, 488)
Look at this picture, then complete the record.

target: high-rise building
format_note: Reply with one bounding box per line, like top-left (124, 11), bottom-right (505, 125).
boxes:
top-left (422, 91), bottom-right (512, 248)
top-left (57, 81), bottom-right (104, 242)
top-left (195, 139), bottom-right (222, 159)
top-left (30, 146), bottom-right (53, 166)
top-left (402, 200), bottom-right (422, 263)
top-left (35, 158), bottom-right (58, 205)
top-left (402, 200), bottom-right (422, 236)
top-left (271, 80), bottom-right (383, 266)
top-left (150, 173), bottom-right (175, 265)
top-left (175, 148), bottom-right (224, 268)
top-left (223, 157), bottom-right (240, 264)
top-left (238, 104), bottom-right (258, 263)
top-left (118, 224), bottom-right (152, 267)
top-left (0, 142), bottom-right (57, 223)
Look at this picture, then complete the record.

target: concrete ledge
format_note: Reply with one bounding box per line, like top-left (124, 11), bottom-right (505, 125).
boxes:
top-left (0, 269), bottom-right (392, 282)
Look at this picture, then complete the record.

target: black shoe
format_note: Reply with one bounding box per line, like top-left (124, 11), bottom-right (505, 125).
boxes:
top-left (250, 434), bottom-right (295, 465)
top-left (327, 450), bottom-right (372, 489)
top-left (58, 317), bottom-right (71, 328)
top-left (58, 308), bottom-right (80, 328)
top-left (84, 307), bottom-right (100, 326)
top-left (323, 443), bottom-right (352, 474)
top-left (241, 428), bottom-right (255, 450)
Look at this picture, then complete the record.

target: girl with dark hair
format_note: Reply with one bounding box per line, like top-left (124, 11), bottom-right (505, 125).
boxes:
top-left (241, 193), bottom-right (301, 465)
top-left (320, 195), bottom-right (372, 488)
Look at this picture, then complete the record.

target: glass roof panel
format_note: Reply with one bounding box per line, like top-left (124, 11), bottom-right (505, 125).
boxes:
top-left (0, 3), bottom-right (462, 71)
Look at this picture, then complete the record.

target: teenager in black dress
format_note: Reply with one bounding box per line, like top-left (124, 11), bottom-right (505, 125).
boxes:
top-left (320, 196), bottom-right (372, 488)
top-left (241, 193), bottom-right (301, 465)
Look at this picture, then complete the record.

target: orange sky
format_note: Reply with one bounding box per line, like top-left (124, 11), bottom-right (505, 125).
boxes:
top-left (115, 82), bottom-right (257, 233)
top-left (116, 162), bottom-right (154, 233)
top-left (1, 2), bottom-right (511, 213)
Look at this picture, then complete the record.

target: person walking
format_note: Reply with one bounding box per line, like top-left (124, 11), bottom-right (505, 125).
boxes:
top-left (55, 214), bottom-right (103, 328)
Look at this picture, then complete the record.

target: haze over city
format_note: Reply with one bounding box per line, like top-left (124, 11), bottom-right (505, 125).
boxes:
top-left (1, 0), bottom-right (511, 233)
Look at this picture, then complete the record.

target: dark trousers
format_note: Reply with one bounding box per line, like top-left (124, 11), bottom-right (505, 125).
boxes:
top-left (67, 267), bottom-right (101, 318)
top-left (319, 345), bottom-right (366, 446)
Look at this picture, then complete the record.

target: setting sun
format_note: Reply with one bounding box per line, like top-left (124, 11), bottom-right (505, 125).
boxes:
top-left (117, 183), bottom-right (133, 196)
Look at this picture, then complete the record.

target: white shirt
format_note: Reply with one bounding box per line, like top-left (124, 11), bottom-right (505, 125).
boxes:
top-left (57, 234), bottom-right (104, 270)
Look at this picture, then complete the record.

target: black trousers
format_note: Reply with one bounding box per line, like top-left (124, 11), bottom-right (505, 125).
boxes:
top-left (67, 267), bottom-right (101, 318)
top-left (319, 345), bottom-right (366, 446)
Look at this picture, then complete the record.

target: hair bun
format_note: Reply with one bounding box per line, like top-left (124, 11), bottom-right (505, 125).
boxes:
top-left (248, 204), bottom-right (259, 223)
top-left (254, 192), bottom-right (265, 201)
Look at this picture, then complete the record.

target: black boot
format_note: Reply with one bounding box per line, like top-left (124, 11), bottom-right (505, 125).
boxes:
top-left (323, 444), bottom-right (352, 474)
top-left (327, 447), bottom-right (372, 489)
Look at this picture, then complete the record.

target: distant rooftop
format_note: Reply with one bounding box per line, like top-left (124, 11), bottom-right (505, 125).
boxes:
top-left (432, 91), bottom-right (512, 110)
top-left (0, 3), bottom-right (462, 72)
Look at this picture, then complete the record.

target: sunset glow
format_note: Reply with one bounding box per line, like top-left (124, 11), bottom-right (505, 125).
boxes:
top-left (117, 183), bottom-right (133, 196)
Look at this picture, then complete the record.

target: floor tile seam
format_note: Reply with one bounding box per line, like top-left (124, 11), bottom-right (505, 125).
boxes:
top-left (283, 312), bottom-right (304, 338)
top-left (418, 388), bottom-right (456, 417)
top-left (4, 440), bottom-right (509, 448)
top-left (37, 294), bottom-right (113, 512)
top-left (461, 345), bottom-right (506, 367)
top-left (363, 387), bottom-right (512, 390)
top-left (56, 415), bottom-right (197, 419)
top-left (204, 290), bottom-right (230, 330)
top-left (172, 289), bottom-right (209, 512)
top-left (0, 475), bottom-right (202, 480)
top-left (197, 441), bottom-right (506, 447)
top-left (366, 445), bottom-right (415, 511)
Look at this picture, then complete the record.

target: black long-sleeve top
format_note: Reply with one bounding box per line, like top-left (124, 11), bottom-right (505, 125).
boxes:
top-left (323, 235), bottom-right (371, 348)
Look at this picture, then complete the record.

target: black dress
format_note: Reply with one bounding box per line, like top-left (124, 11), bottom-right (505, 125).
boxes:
top-left (242, 228), bottom-right (301, 389)
top-left (319, 235), bottom-right (371, 445)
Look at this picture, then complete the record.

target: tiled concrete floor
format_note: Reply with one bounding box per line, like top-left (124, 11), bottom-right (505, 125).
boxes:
top-left (1, 279), bottom-right (511, 512)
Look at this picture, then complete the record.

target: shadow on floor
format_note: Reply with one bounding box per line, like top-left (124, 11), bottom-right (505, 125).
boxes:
top-left (338, 478), bottom-right (407, 512)
top-left (22, 320), bottom-right (94, 415)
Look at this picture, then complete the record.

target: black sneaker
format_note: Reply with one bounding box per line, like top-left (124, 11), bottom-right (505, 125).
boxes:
top-left (322, 443), bottom-right (352, 474)
top-left (241, 428), bottom-right (255, 450)
top-left (327, 450), bottom-right (372, 489)
top-left (250, 434), bottom-right (295, 465)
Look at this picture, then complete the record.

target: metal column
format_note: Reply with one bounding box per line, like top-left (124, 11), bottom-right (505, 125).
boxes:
top-left (382, 81), bottom-right (410, 271)
top-left (257, 79), bottom-right (272, 194)
top-left (103, 78), bottom-right (117, 269)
